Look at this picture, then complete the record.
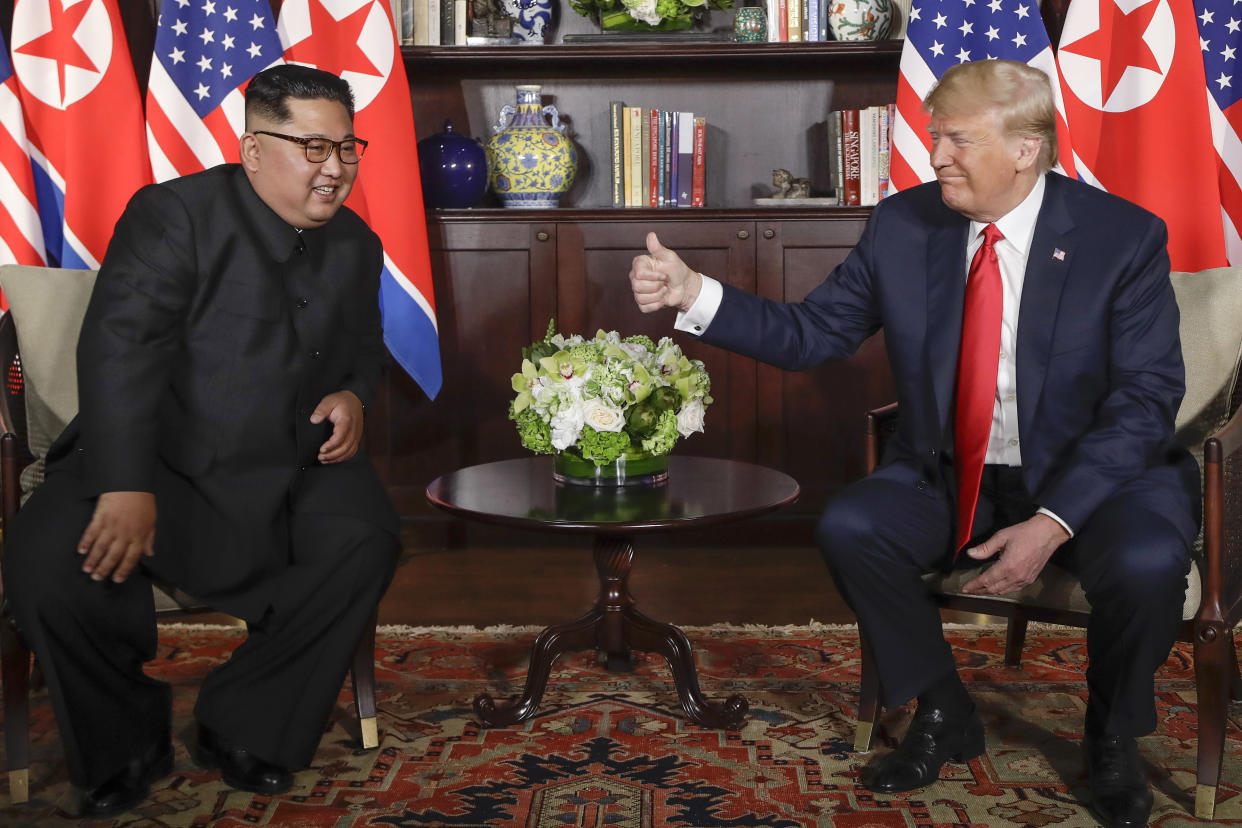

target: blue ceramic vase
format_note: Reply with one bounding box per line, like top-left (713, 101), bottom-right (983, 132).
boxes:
top-left (417, 120), bottom-right (489, 209)
top-left (486, 85), bottom-right (578, 209)
top-left (500, 0), bottom-right (554, 43)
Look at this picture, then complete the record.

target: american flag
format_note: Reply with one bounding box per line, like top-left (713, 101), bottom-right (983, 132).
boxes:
top-left (0, 29), bottom-right (45, 271)
top-left (146, 0), bottom-right (283, 181)
top-left (1196, 0), bottom-right (1242, 264)
top-left (889, 0), bottom-right (1076, 193)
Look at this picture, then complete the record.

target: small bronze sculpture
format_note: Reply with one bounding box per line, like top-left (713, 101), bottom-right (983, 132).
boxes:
top-left (771, 168), bottom-right (812, 199)
top-left (471, 0), bottom-right (514, 36)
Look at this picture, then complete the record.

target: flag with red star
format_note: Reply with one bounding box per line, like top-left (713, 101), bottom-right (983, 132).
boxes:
top-left (1196, 0), bottom-right (1242, 264)
top-left (1057, 0), bottom-right (1227, 270)
top-left (146, 0), bottom-right (284, 181)
top-left (0, 28), bottom-right (45, 275)
top-left (889, 0), bottom-right (1077, 194)
top-left (278, 0), bottom-right (441, 399)
top-left (10, 0), bottom-right (151, 268)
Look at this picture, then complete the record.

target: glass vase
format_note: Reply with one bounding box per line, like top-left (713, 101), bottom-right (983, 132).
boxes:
top-left (553, 449), bottom-right (669, 487)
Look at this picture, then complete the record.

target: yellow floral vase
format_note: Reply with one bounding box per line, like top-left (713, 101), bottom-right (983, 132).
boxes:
top-left (486, 85), bottom-right (578, 208)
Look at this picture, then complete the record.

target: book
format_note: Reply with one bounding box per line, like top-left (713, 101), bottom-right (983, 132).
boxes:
top-left (628, 106), bottom-right (643, 208)
top-left (787, 0), bottom-right (801, 41)
top-left (622, 106), bottom-right (632, 208)
top-left (676, 112), bottom-right (694, 207)
top-left (777, 0), bottom-right (788, 40)
top-left (841, 108), bottom-right (861, 207)
top-left (876, 104), bottom-right (892, 201)
top-left (610, 101), bottom-right (625, 208)
top-left (427, 0), bottom-right (441, 45)
top-left (454, 0), bottom-right (467, 44)
top-left (656, 109), bottom-right (666, 208)
top-left (766, 0), bottom-right (781, 40)
top-left (648, 108), bottom-right (659, 208)
top-left (440, 0), bottom-right (454, 48)
top-left (412, 0), bottom-right (427, 44)
top-left (859, 106), bottom-right (876, 207)
top-left (806, 0), bottom-right (819, 42)
top-left (826, 110), bottom-right (840, 203)
top-left (833, 110), bottom-right (845, 205)
top-left (664, 111), bottom-right (673, 206)
top-left (691, 117), bottom-right (706, 207)
top-left (669, 114), bottom-right (679, 207)
top-left (641, 108), bottom-right (651, 208)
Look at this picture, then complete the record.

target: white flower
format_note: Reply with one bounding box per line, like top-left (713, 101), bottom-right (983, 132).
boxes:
top-left (583, 398), bottom-right (626, 433)
top-left (676, 398), bottom-right (706, 438)
top-left (622, 0), bottom-right (662, 24)
top-left (550, 402), bottom-right (585, 450)
top-left (618, 341), bottom-right (648, 362)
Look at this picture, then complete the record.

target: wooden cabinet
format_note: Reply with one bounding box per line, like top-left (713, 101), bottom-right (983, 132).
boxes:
top-left (381, 42), bottom-right (904, 536)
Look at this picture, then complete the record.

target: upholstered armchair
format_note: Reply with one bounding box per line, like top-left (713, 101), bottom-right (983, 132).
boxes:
top-left (853, 267), bottom-right (1242, 820)
top-left (0, 265), bottom-right (380, 804)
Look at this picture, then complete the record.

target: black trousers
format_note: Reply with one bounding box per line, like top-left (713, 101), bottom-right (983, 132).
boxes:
top-left (2, 465), bottom-right (399, 789)
top-left (817, 462), bottom-right (1192, 738)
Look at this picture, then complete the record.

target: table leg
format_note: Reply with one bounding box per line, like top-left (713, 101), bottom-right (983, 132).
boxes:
top-left (475, 532), bottom-right (748, 730)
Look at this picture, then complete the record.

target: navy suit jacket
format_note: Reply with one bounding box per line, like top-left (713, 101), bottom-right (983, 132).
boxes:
top-left (699, 172), bottom-right (1199, 543)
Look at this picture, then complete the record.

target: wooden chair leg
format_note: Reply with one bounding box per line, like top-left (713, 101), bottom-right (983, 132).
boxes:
top-left (350, 611), bottom-right (379, 750)
top-left (1004, 612), bottom-right (1028, 668)
top-left (1, 613), bottom-right (31, 804)
top-left (854, 625), bottom-right (882, 753)
top-left (1193, 623), bottom-right (1232, 821)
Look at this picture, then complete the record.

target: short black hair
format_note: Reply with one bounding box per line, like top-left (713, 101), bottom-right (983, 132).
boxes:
top-left (244, 64), bottom-right (355, 127)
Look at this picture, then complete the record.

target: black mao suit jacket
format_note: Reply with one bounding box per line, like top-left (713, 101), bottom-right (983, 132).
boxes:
top-left (698, 172), bottom-right (1199, 545)
top-left (45, 164), bottom-right (399, 621)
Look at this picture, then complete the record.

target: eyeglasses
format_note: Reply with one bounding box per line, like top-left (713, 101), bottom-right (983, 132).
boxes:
top-left (253, 130), bottom-right (368, 164)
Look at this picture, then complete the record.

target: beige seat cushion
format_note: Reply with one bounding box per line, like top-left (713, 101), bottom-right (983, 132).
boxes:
top-left (0, 265), bottom-right (98, 495)
top-left (931, 267), bottom-right (1242, 620)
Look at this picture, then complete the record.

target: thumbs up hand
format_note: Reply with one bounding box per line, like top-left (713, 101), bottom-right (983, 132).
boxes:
top-left (630, 231), bottom-right (702, 314)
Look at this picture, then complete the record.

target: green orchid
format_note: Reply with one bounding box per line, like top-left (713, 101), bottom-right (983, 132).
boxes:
top-left (540, 350), bottom-right (588, 383)
top-left (510, 358), bottom-right (543, 413)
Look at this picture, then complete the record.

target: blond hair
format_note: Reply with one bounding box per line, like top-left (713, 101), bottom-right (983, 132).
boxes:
top-left (924, 59), bottom-right (1057, 173)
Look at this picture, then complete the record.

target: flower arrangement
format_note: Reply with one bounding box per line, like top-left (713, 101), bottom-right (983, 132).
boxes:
top-left (568, 0), bottom-right (734, 31)
top-left (510, 320), bottom-right (712, 469)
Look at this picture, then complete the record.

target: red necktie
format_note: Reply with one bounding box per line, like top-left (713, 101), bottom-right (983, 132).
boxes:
top-left (954, 223), bottom-right (1004, 552)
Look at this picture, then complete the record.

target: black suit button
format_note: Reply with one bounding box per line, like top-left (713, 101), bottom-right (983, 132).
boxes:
top-left (294, 239), bottom-right (305, 254)
top-left (296, 297), bottom-right (309, 309)
top-left (299, 465), bottom-right (307, 472)
top-left (916, 479), bottom-right (929, 491)
top-left (928, 449), bottom-right (937, 457)
top-left (309, 349), bottom-right (321, 360)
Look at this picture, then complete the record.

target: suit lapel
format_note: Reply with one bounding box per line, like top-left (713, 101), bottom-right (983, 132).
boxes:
top-left (1016, 174), bottom-right (1076, 442)
top-left (926, 219), bottom-right (969, 439)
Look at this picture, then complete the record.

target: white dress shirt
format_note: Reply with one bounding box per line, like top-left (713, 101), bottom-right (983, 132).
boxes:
top-left (675, 174), bottom-right (1072, 536)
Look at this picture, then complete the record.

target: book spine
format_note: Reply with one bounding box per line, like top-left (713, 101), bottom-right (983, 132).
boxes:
top-left (657, 109), bottom-right (666, 208)
top-left (691, 117), bottom-right (706, 207)
top-left (826, 110), bottom-right (840, 203)
top-left (427, 0), bottom-right (440, 45)
top-left (610, 101), bottom-right (625, 208)
top-left (876, 104), bottom-right (891, 200)
top-left (641, 108), bottom-right (652, 208)
top-left (622, 106), bottom-right (632, 208)
top-left (440, 0), bottom-right (453, 47)
top-left (766, 0), bottom-right (780, 40)
top-left (648, 108), bottom-right (659, 208)
top-left (629, 106), bottom-right (643, 208)
top-left (412, 0), bottom-right (427, 44)
top-left (806, 0), bottom-right (818, 41)
top-left (454, 0), bottom-right (466, 43)
top-left (777, 0), bottom-right (788, 40)
top-left (860, 106), bottom-right (876, 207)
top-left (842, 108), bottom-right (861, 207)
top-left (677, 112), bottom-right (693, 207)
top-left (664, 111), bottom-right (673, 206)
top-left (787, 0), bottom-right (801, 42)
top-left (833, 110), bottom-right (845, 205)
top-left (669, 115), bottom-right (679, 207)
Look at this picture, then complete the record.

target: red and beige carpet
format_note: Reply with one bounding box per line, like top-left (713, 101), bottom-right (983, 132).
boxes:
top-left (0, 623), bottom-right (1238, 826)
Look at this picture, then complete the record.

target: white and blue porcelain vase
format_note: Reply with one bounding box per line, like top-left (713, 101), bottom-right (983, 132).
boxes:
top-left (828, 0), bottom-right (892, 40)
top-left (501, 0), bottom-right (554, 43)
top-left (486, 85), bottom-right (578, 209)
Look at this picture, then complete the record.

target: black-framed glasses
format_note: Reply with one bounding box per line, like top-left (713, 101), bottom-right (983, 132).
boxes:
top-left (253, 130), bottom-right (368, 164)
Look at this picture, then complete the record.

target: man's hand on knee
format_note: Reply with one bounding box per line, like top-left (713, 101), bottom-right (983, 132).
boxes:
top-left (78, 491), bottom-right (157, 583)
top-left (960, 514), bottom-right (1069, 595)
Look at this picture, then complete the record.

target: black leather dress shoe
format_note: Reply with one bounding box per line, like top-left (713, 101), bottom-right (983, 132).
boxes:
top-left (1085, 732), bottom-right (1153, 828)
top-left (193, 724), bottom-right (293, 795)
top-left (76, 740), bottom-right (174, 817)
top-left (860, 705), bottom-right (986, 794)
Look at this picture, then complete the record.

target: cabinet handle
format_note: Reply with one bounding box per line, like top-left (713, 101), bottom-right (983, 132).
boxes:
top-left (535, 231), bottom-right (550, 242)
top-left (736, 229), bottom-right (749, 240)
top-left (763, 229), bottom-right (775, 239)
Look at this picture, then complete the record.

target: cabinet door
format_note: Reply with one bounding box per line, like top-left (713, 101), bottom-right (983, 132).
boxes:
top-left (755, 217), bottom-right (896, 517)
top-left (375, 220), bottom-right (556, 515)
top-left (556, 219), bottom-right (759, 462)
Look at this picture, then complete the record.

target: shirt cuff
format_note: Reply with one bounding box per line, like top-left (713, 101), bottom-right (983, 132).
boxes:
top-left (1036, 506), bottom-right (1074, 538)
top-left (674, 274), bottom-right (723, 336)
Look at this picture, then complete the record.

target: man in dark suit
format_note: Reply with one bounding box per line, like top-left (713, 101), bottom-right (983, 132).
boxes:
top-left (630, 59), bottom-right (1197, 828)
top-left (2, 65), bottom-right (401, 817)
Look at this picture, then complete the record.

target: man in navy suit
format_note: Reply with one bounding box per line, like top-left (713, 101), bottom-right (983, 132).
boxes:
top-left (630, 60), bottom-right (1197, 828)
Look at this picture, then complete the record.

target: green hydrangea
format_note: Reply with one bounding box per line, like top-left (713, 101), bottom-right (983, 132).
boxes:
top-left (622, 334), bottom-right (657, 352)
top-left (640, 410), bottom-right (679, 456)
top-left (567, 342), bottom-right (606, 364)
top-left (577, 426), bottom-right (631, 465)
top-left (511, 405), bottom-right (553, 454)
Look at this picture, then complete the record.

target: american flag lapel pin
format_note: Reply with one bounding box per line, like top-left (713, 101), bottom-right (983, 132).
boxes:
top-left (1052, 248), bottom-right (1067, 262)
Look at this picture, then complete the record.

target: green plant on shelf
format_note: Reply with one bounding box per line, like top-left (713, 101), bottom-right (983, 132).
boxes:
top-left (568, 0), bottom-right (734, 31)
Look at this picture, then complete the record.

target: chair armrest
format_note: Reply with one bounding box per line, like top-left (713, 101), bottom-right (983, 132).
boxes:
top-left (865, 403), bottom-right (899, 475)
top-left (1198, 401), bottom-right (1242, 628)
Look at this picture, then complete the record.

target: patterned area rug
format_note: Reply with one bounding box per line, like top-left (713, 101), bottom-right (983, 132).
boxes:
top-left (1, 623), bottom-right (1239, 826)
